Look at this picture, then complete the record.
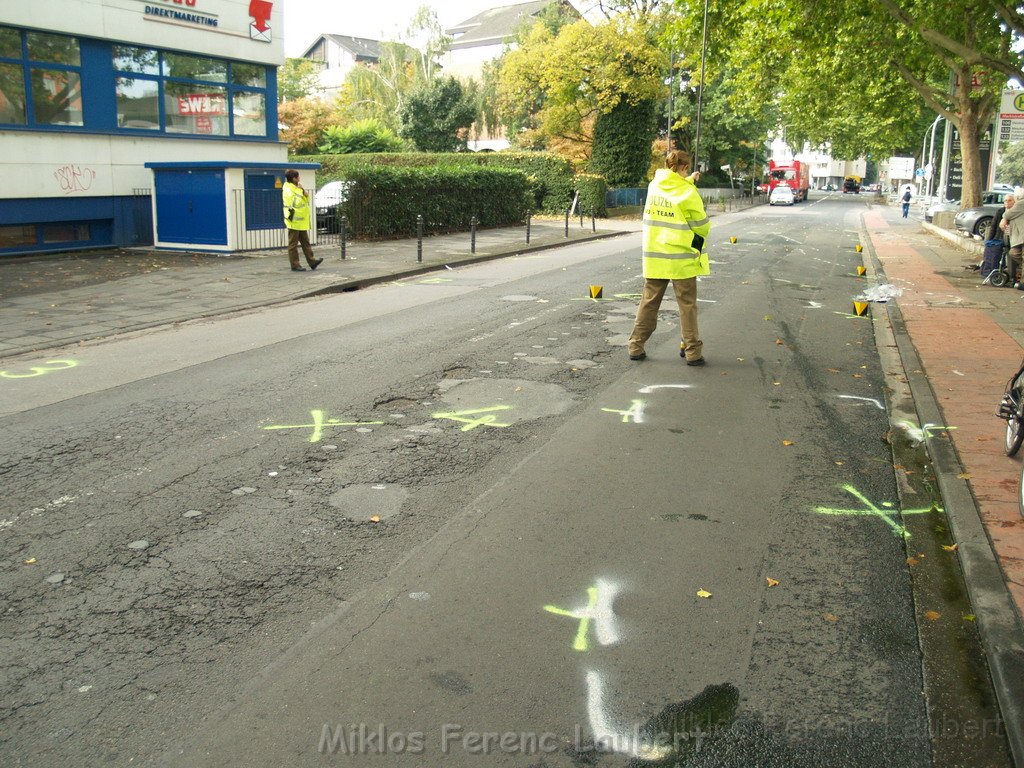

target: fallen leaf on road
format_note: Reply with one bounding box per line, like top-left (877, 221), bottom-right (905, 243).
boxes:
top-left (826, 368), bottom-right (841, 373)
top-left (942, 544), bottom-right (959, 552)
top-left (737, 357), bottom-right (745, 362)
top-left (824, 613), bottom-right (839, 622)
top-left (765, 315), bottom-right (772, 321)
top-left (956, 473), bottom-right (972, 480)
top-left (852, 374), bottom-right (863, 379)
top-left (766, 577), bottom-right (780, 587)
top-left (835, 461), bottom-right (844, 466)
top-left (782, 440), bottom-right (795, 446)
top-left (369, 515), bottom-right (381, 523)
top-left (696, 589), bottom-right (712, 599)
top-left (775, 338), bottom-right (785, 345)
top-left (924, 611), bottom-right (941, 621)
top-left (907, 557), bottom-right (919, 566)
top-left (23, 558), bottom-right (36, 565)
top-left (962, 614), bottom-right (976, 622)
top-left (514, 386), bottom-right (523, 392)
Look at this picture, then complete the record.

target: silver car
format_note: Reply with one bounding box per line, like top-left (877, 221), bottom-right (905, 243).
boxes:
top-left (950, 190), bottom-right (1013, 236)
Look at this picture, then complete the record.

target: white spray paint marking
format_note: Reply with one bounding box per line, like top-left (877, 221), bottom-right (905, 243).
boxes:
top-left (697, 298), bottom-right (717, 304)
top-left (772, 278), bottom-right (794, 284)
top-left (601, 400), bottom-right (645, 424)
top-left (952, 370), bottom-right (965, 377)
top-left (585, 671), bottom-right (673, 761)
top-left (543, 579), bottom-right (622, 651)
top-left (806, 301), bottom-right (823, 309)
top-left (895, 419), bottom-right (956, 446)
top-left (839, 395), bottom-right (885, 410)
top-left (638, 384), bottom-right (693, 394)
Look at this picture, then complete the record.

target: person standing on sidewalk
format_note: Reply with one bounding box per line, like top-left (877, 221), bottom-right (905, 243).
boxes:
top-left (901, 188), bottom-right (912, 218)
top-left (627, 150), bottom-right (711, 366)
top-left (999, 194), bottom-right (1024, 287)
top-left (282, 170), bottom-right (323, 272)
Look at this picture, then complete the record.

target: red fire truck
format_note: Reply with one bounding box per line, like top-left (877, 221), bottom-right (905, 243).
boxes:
top-left (768, 159), bottom-right (811, 202)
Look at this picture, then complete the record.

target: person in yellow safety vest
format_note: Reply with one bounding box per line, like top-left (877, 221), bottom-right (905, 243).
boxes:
top-left (282, 169), bottom-right (323, 272)
top-left (627, 150), bottom-right (712, 366)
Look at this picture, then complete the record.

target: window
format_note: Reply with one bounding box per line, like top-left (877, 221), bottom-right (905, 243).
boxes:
top-left (42, 223), bottom-right (90, 243)
top-left (0, 224), bottom-right (35, 249)
top-left (0, 27), bottom-right (81, 127)
top-left (112, 44), bottom-right (269, 138)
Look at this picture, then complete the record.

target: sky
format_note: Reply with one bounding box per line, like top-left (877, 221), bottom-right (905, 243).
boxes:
top-left (282, 0), bottom-right (593, 57)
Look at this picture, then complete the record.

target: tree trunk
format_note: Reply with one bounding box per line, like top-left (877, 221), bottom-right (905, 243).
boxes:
top-left (953, 74), bottom-right (993, 210)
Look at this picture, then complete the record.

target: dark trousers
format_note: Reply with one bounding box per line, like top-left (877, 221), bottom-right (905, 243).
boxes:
top-left (901, 202), bottom-right (910, 218)
top-left (287, 229), bottom-right (316, 268)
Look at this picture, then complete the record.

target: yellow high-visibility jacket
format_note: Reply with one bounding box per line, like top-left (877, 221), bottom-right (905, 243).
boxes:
top-left (282, 182), bottom-right (310, 231)
top-left (642, 169), bottom-right (711, 279)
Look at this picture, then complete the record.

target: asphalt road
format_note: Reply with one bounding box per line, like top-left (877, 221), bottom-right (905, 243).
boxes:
top-left (0, 195), bottom-right (1010, 767)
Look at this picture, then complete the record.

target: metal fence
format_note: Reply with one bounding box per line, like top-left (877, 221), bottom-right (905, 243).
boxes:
top-left (230, 187), bottom-right (347, 251)
top-left (127, 188), bottom-right (154, 247)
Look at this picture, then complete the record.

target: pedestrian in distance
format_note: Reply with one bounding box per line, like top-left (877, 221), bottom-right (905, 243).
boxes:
top-left (627, 150), bottom-right (712, 366)
top-left (999, 194), bottom-right (1024, 288)
top-left (282, 169), bottom-right (323, 272)
top-left (901, 187), bottom-right (912, 218)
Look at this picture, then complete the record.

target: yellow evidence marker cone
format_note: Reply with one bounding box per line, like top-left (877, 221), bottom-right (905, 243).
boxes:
top-left (857, 265), bottom-right (867, 276)
top-left (855, 244), bottom-right (864, 253)
top-left (589, 285), bottom-right (603, 299)
top-left (730, 236), bottom-right (738, 243)
top-left (854, 301), bottom-right (869, 316)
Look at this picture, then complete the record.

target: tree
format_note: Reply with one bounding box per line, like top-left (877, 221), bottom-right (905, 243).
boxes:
top-left (667, 0), bottom-right (1017, 207)
top-left (495, 18), bottom-right (665, 159)
top-left (338, 42), bottom-right (421, 130)
top-left (277, 97), bottom-right (339, 155)
top-left (399, 77), bottom-right (477, 152)
top-left (590, 99), bottom-right (657, 185)
top-left (404, 5), bottom-right (450, 83)
top-left (278, 58), bottom-right (321, 102)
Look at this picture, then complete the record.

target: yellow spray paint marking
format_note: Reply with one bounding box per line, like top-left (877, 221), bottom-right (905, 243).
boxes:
top-left (833, 311), bottom-right (868, 320)
top-left (812, 484), bottom-right (940, 538)
top-left (1, 360), bottom-right (78, 379)
top-left (263, 410), bottom-right (385, 443)
top-left (544, 580), bottom-right (620, 651)
top-left (431, 405), bottom-right (512, 431)
top-left (601, 400), bottom-right (645, 424)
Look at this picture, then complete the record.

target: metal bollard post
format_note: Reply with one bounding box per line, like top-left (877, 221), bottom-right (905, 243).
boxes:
top-left (591, 210), bottom-right (596, 233)
top-left (471, 216), bottom-right (478, 254)
top-left (417, 215), bottom-right (423, 263)
top-left (526, 210), bottom-right (532, 244)
top-left (579, 207), bottom-right (584, 228)
top-left (340, 216), bottom-right (347, 260)
top-left (564, 206), bottom-right (570, 238)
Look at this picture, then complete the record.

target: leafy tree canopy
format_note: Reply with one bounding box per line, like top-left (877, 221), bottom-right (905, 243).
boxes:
top-left (399, 77), bottom-right (477, 152)
top-left (278, 58), bottom-right (322, 102)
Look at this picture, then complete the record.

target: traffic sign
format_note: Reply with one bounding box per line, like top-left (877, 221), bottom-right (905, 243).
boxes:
top-left (915, 168), bottom-right (924, 177)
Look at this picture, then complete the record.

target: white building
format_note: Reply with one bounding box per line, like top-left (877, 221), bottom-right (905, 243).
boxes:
top-left (298, 35), bottom-right (381, 103)
top-left (0, 0), bottom-right (291, 255)
top-left (768, 137), bottom-right (866, 189)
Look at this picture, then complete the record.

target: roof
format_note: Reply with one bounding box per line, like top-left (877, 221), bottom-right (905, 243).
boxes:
top-left (301, 35), bottom-right (382, 61)
top-left (446, 1), bottom-right (574, 51)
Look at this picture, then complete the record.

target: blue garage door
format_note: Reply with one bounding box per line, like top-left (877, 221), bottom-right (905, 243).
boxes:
top-left (154, 170), bottom-right (227, 246)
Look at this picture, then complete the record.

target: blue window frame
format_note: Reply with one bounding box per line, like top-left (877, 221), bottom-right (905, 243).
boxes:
top-left (113, 46), bottom-right (269, 138)
top-left (0, 26), bottom-right (82, 127)
top-left (0, 25), bottom-right (272, 138)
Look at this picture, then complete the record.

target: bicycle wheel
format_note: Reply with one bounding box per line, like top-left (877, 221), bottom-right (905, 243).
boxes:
top-left (1007, 407), bottom-right (1024, 456)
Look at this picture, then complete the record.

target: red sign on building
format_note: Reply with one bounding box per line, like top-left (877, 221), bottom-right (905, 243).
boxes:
top-left (177, 93), bottom-right (226, 115)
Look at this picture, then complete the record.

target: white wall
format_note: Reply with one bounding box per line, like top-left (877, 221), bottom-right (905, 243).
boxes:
top-left (4, 0), bottom-right (284, 65)
top-left (1, 133), bottom-right (287, 198)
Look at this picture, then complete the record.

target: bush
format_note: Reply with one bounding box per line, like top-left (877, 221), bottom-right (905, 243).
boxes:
top-left (336, 166), bottom-right (531, 238)
top-left (573, 173), bottom-right (608, 218)
top-left (295, 151), bottom-right (576, 214)
top-left (590, 99), bottom-right (657, 187)
top-left (318, 119), bottom-right (404, 154)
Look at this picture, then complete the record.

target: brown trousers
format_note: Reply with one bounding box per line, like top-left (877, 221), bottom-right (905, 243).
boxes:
top-left (627, 277), bottom-right (702, 360)
top-left (287, 229), bottom-right (316, 268)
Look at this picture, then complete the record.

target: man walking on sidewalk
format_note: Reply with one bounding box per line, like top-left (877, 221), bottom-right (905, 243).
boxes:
top-left (627, 150), bottom-right (712, 365)
top-left (282, 169), bottom-right (323, 272)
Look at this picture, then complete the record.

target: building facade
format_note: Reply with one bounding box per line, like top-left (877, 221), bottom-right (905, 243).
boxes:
top-left (298, 34), bottom-right (381, 103)
top-left (0, 0), bottom-right (288, 256)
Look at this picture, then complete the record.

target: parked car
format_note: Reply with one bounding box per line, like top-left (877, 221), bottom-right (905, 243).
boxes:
top-left (315, 181), bottom-right (351, 233)
top-left (948, 189), bottom-right (1013, 235)
top-left (769, 186), bottom-right (795, 206)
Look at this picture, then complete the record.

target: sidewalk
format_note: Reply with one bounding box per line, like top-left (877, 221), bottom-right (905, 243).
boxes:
top-left (0, 219), bottom-right (638, 360)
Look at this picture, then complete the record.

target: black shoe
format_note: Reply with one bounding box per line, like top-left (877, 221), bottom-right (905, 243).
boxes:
top-left (629, 352), bottom-right (646, 361)
top-left (686, 357), bottom-right (706, 366)
top-left (291, 266), bottom-right (306, 271)
top-left (310, 258), bottom-right (324, 270)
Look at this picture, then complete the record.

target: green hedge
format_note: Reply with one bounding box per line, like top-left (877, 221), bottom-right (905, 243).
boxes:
top-left (335, 166), bottom-right (530, 238)
top-left (296, 151), bottom-right (576, 214)
top-left (573, 173), bottom-right (608, 218)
